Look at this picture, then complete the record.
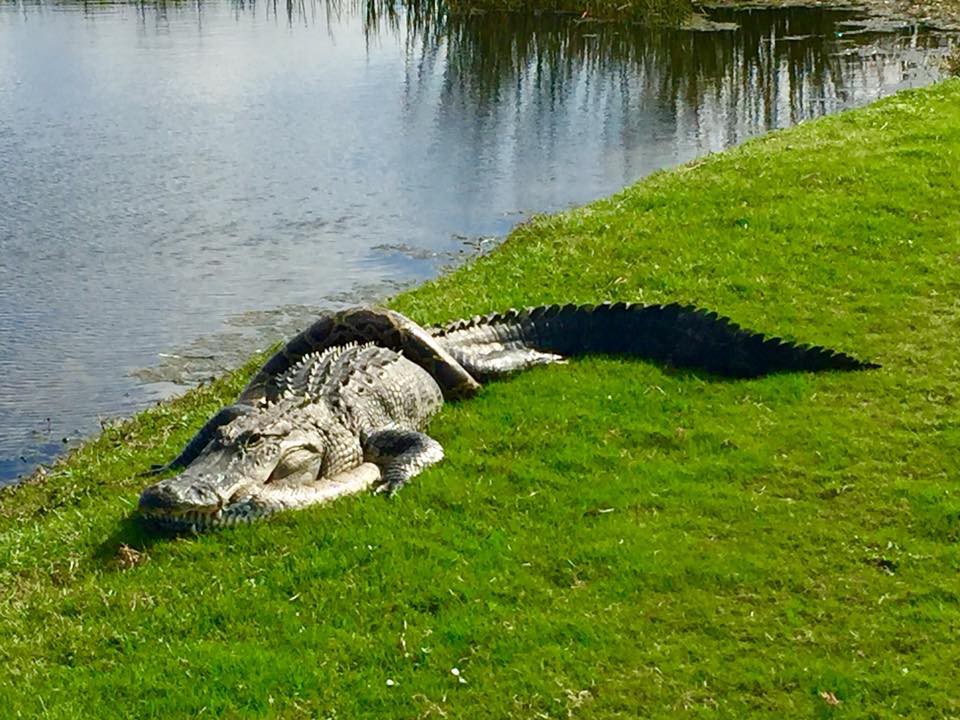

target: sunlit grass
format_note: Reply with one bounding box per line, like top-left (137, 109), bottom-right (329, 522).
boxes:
top-left (1, 80), bottom-right (958, 718)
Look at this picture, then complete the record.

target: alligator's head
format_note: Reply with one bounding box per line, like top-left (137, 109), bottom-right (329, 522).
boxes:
top-left (139, 402), bottom-right (333, 531)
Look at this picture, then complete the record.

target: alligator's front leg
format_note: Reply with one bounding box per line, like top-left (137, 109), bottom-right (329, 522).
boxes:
top-left (363, 428), bottom-right (445, 496)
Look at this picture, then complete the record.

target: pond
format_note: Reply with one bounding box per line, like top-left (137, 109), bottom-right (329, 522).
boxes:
top-left (0, 0), bottom-right (954, 485)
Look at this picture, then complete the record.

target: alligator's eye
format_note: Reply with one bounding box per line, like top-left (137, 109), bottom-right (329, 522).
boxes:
top-left (238, 431), bottom-right (263, 447)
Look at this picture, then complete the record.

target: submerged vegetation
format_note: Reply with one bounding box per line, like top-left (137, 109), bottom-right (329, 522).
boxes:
top-left (1, 79), bottom-right (958, 717)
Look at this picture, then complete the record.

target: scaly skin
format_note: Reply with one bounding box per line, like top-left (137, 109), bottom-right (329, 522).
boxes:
top-left (140, 342), bottom-right (443, 530)
top-left (140, 303), bottom-right (877, 530)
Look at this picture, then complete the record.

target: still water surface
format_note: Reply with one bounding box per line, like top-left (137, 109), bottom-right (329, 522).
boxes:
top-left (0, 0), bottom-right (953, 483)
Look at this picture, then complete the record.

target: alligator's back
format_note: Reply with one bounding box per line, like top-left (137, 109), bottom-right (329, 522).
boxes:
top-left (242, 306), bottom-right (481, 406)
top-left (278, 342), bottom-right (445, 435)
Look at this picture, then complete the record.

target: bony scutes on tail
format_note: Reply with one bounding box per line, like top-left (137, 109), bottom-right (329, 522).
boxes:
top-left (139, 302), bottom-right (878, 530)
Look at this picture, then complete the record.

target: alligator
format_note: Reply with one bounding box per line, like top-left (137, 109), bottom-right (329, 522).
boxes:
top-left (139, 302), bottom-right (878, 530)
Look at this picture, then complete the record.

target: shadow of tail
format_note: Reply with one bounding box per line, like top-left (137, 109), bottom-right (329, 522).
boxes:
top-left (435, 301), bottom-right (879, 378)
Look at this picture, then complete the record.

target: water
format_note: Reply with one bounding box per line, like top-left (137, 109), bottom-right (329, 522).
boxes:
top-left (0, 0), bottom-right (953, 484)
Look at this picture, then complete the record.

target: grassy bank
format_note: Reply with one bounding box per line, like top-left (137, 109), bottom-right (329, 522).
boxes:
top-left (2, 80), bottom-right (959, 718)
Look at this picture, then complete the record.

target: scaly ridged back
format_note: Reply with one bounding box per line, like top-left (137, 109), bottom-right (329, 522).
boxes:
top-left (276, 343), bottom-right (445, 434)
top-left (241, 307), bottom-right (481, 405)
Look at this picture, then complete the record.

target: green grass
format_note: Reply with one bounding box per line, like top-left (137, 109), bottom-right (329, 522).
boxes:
top-left (2, 80), bottom-right (960, 718)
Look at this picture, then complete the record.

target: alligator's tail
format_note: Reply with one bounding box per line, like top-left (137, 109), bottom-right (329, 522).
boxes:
top-left (430, 302), bottom-right (879, 381)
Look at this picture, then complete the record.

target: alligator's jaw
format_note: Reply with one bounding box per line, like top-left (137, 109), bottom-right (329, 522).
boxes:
top-left (139, 503), bottom-right (268, 532)
top-left (139, 463), bottom-right (383, 531)
top-left (138, 438), bottom-right (276, 530)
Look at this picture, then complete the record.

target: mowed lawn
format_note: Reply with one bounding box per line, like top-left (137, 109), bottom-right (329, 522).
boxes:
top-left (1, 80), bottom-right (958, 718)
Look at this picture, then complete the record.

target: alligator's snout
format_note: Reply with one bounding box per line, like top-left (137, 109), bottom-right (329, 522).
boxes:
top-left (138, 475), bottom-right (225, 514)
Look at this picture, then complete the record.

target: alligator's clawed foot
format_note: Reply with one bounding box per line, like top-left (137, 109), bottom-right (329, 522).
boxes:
top-left (364, 428), bottom-right (445, 499)
top-left (371, 473), bottom-right (414, 497)
top-left (372, 479), bottom-right (404, 497)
